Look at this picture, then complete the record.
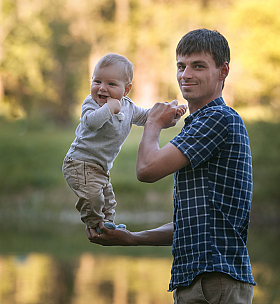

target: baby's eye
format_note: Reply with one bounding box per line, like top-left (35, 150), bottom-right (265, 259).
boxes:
top-left (109, 82), bottom-right (116, 86)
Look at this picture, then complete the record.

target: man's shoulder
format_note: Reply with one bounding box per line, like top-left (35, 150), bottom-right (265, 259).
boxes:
top-left (193, 105), bottom-right (228, 125)
top-left (197, 104), bottom-right (247, 138)
top-left (199, 103), bottom-right (242, 123)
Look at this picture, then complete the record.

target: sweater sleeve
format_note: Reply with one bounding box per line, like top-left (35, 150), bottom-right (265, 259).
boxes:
top-left (131, 101), bottom-right (150, 126)
top-left (81, 95), bottom-right (112, 131)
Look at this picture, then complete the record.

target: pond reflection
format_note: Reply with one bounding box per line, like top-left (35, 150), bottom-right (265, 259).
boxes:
top-left (0, 253), bottom-right (174, 304)
top-left (0, 252), bottom-right (280, 304)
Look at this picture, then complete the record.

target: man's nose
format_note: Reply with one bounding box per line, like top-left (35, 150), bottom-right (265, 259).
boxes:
top-left (181, 67), bottom-right (192, 79)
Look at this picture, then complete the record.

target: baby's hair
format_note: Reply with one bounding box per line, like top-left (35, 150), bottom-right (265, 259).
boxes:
top-left (94, 53), bottom-right (134, 83)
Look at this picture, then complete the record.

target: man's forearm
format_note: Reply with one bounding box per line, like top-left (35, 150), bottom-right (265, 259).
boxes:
top-left (136, 121), bottom-right (162, 182)
top-left (136, 100), bottom-right (186, 183)
top-left (131, 222), bottom-right (173, 246)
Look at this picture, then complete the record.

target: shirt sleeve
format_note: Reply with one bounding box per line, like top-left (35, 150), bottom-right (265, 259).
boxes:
top-left (80, 95), bottom-right (112, 131)
top-left (171, 110), bottom-right (228, 169)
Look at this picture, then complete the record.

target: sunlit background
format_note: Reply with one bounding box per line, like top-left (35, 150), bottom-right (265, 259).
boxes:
top-left (0, 0), bottom-right (280, 303)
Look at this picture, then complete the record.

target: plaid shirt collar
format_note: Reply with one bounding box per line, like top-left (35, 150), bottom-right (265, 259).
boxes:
top-left (185, 97), bottom-right (225, 125)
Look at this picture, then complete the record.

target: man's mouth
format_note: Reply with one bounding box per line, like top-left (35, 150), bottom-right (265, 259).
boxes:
top-left (181, 82), bottom-right (197, 87)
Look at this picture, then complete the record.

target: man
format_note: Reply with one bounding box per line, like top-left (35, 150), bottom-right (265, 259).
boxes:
top-left (86, 29), bottom-right (256, 304)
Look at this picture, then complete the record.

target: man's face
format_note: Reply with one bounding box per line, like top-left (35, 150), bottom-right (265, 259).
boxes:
top-left (176, 52), bottom-right (226, 113)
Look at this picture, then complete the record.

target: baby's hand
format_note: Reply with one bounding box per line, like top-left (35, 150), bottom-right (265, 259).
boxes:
top-left (107, 97), bottom-right (121, 114)
top-left (175, 104), bottom-right (188, 119)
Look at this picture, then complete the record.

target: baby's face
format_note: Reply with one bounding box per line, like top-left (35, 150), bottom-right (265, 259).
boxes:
top-left (91, 65), bottom-right (128, 107)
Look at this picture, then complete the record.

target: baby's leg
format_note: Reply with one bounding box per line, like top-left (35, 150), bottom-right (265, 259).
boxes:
top-left (65, 160), bottom-right (111, 229)
top-left (96, 180), bottom-right (126, 234)
top-left (102, 181), bottom-right (117, 223)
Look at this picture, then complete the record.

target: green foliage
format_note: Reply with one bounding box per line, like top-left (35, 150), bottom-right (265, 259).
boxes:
top-left (246, 121), bottom-right (280, 223)
top-left (0, 117), bottom-right (72, 193)
top-left (229, 0), bottom-right (280, 108)
top-left (1, 0), bottom-right (91, 123)
top-left (1, 0), bottom-right (279, 124)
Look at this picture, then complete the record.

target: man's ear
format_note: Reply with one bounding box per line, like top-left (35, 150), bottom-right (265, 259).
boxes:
top-left (124, 83), bottom-right (132, 96)
top-left (219, 62), bottom-right (229, 80)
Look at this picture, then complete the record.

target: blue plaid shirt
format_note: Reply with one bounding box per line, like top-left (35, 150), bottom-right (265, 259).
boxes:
top-left (169, 97), bottom-right (256, 291)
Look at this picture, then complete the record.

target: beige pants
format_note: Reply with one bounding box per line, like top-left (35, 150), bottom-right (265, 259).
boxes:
top-left (62, 157), bottom-right (117, 228)
top-left (173, 272), bottom-right (254, 304)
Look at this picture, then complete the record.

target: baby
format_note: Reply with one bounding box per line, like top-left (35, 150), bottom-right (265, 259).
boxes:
top-left (62, 53), bottom-right (186, 233)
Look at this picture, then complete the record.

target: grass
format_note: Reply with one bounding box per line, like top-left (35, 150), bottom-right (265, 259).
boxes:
top-left (0, 109), bottom-right (280, 232)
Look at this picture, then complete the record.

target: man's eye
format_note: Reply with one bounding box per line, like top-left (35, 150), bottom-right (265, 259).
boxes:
top-left (177, 66), bottom-right (185, 71)
top-left (195, 65), bottom-right (204, 69)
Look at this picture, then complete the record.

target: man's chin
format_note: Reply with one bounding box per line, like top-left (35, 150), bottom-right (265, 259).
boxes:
top-left (182, 93), bottom-right (194, 101)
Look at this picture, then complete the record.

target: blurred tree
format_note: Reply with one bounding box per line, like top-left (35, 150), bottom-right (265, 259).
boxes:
top-left (115, 0), bottom-right (130, 54)
top-left (131, 0), bottom-right (161, 107)
top-left (1, 0), bottom-right (90, 125)
top-left (230, 0), bottom-right (280, 110)
top-left (66, 0), bottom-right (117, 80)
top-left (1, 0), bottom-right (55, 119)
top-left (130, 0), bottom-right (195, 106)
top-left (0, 0), bottom-right (9, 106)
top-left (44, 0), bottom-right (91, 126)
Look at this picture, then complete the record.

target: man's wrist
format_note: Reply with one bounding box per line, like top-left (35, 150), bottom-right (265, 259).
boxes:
top-left (129, 231), bottom-right (144, 246)
top-left (144, 119), bottom-right (163, 133)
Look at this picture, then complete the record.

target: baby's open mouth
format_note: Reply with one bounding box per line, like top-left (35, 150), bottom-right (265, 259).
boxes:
top-left (98, 94), bottom-right (108, 101)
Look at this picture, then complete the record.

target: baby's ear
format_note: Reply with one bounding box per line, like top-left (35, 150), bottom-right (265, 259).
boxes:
top-left (124, 83), bottom-right (132, 96)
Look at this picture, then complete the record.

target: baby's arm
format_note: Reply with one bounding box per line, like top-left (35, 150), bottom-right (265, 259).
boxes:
top-left (81, 96), bottom-right (113, 131)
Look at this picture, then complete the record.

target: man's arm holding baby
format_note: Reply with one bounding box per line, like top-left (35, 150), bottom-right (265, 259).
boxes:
top-left (136, 100), bottom-right (189, 183)
top-left (86, 222), bottom-right (173, 246)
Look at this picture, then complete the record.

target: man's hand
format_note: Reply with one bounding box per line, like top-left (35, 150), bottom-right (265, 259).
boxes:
top-left (146, 100), bottom-right (185, 129)
top-left (107, 97), bottom-right (121, 114)
top-left (85, 223), bottom-right (135, 246)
